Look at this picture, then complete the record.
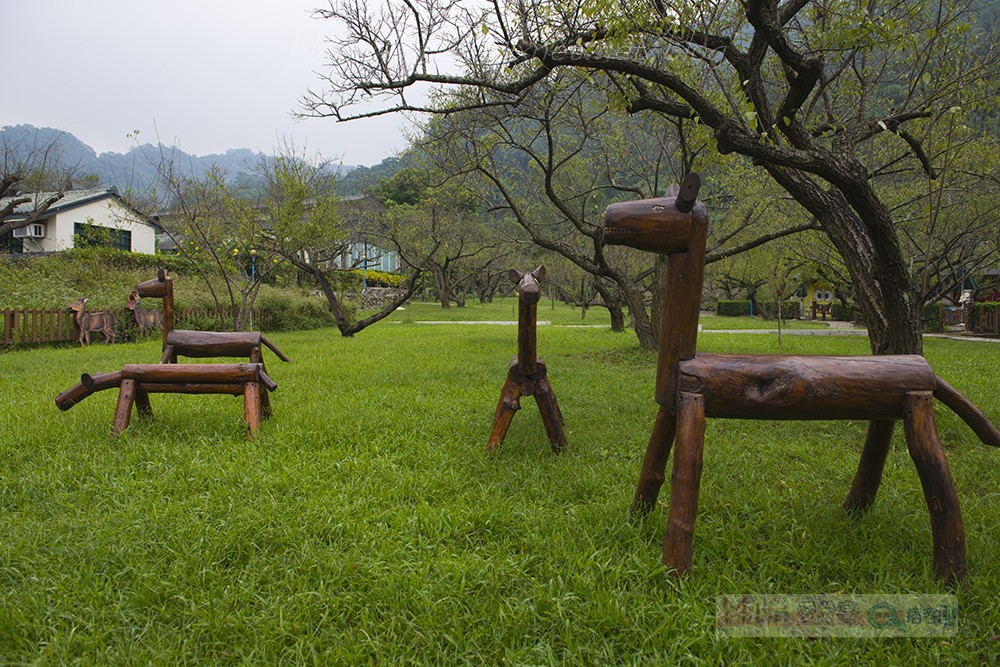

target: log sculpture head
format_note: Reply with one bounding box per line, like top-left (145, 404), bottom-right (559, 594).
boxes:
top-left (601, 174), bottom-right (709, 409)
top-left (135, 268), bottom-right (169, 299)
top-left (509, 266), bottom-right (546, 305)
top-left (601, 173), bottom-right (704, 255)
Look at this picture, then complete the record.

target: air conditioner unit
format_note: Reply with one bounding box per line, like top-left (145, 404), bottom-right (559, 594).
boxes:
top-left (12, 223), bottom-right (46, 239)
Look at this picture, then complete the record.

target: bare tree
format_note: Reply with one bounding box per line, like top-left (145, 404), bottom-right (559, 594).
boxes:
top-left (1, 133), bottom-right (66, 238)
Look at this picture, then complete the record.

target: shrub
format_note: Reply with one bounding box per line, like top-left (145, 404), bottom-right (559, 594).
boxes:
top-left (253, 290), bottom-right (340, 332)
top-left (716, 300), bottom-right (751, 317)
top-left (759, 300), bottom-right (799, 319)
top-left (831, 303), bottom-right (855, 322)
top-left (922, 303), bottom-right (944, 333)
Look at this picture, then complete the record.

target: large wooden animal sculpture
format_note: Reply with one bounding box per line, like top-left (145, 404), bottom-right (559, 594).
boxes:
top-left (124, 290), bottom-right (163, 337)
top-left (602, 174), bottom-right (1000, 588)
top-left (68, 297), bottom-right (116, 346)
top-left (487, 266), bottom-right (567, 454)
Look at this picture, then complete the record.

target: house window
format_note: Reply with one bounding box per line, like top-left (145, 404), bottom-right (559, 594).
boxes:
top-left (0, 230), bottom-right (23, 253)
top-left (74, 222), bottom-right (131, 251)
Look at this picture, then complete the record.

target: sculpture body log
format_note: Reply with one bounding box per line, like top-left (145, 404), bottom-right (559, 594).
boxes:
top-left (678, 354), bottom-right (936, 420)
top-left (55, 363), bottom-right (273, 438)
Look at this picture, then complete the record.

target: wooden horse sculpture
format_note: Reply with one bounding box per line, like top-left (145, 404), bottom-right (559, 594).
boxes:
top-left (602, 174), bottom-right (1000, 587)
top-left (134, 269), bottom-right (290, 417)
top-left (487, 266), bottom-right (567, 454)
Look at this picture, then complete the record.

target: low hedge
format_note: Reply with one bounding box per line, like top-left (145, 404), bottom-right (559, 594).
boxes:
top-left (716, 300), bottom-right (798, 319)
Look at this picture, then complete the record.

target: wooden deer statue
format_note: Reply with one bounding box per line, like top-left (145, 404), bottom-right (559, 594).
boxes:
top-left (602, 174), bottom-right (1000, 588)
top-left (124, 290), bottom-right (163, 337)
top-left (68, 297), bottom-right (116, 346)
top-left (487, 266), bottom-right (567, 454)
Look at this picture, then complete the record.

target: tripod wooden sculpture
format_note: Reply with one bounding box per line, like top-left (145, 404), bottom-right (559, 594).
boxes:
top-left (602, 174), bottom-right (1000, 587)
top-left (487, 266), bottom-right (567, 454)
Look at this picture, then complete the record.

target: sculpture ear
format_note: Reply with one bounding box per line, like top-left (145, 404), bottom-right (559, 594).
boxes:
top-left (508, 269), bottom-right (523, 284)
top-left (531, 265), bottom-right (546, 281)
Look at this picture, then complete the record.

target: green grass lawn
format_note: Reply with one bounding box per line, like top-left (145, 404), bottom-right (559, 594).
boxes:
top-left (1, 303), bottom-right (998, 664)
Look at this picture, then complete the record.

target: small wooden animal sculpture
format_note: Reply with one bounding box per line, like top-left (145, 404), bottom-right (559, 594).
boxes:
top-left (602, 174), bottom-right (1000, 588)
top-left (133, 269), bottom-right (289, 418)
top-left (55, 362), bottom-right (275, 437)
top-left (134, 270), bottom-right (289, 366)
top-left (68, 297), bottom-right (116, 346)
top-left (124, 290), bottom-right (163, 336)
top-left (487, 266), bottom-right (567, 454)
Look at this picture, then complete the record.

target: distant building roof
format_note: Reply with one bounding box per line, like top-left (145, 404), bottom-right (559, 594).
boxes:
top-left (0, 187), bottom-right (154, 226)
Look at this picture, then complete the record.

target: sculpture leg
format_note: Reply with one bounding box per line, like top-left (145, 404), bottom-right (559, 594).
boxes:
top-left (487, 376), bottom-right (521, 455)
top-left (844, 420), bottom-right (895, 513)
top-left (250, 347), bottom-right (272, 419)
top-left (631, 406), bottom-right (678, 516)
top-left (112, 379), bottom-right (137, 435)
top-left (244, 381), bottom-right (262, 437)
top-left (903, 391), bottom-right (967, 588)
top-left (534, 376), bottom-right (566, 453)
top-left (662, 392), bottom-right (705, 574)
top-left (160, 344), bottom-right (176, 364)
top-left (135, 390), bottom-right (153, 418)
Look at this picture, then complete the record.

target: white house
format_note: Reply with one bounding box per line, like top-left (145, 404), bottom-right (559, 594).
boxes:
top-left (0, 187), bottom-right (157, 254)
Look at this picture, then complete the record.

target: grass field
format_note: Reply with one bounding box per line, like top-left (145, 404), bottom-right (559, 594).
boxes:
top-left (1, 299), bottom-right (998, 664)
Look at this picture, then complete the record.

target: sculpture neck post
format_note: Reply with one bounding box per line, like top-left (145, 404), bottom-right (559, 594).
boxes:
top-left (162, 276), bottom-right (175, 351)
top-left (517, 297), bottom-right (538, 376)
top-left (655, 210), bottom-right (709, 410)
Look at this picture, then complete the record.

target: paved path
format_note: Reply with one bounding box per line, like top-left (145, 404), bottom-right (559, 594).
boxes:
top-left (408, 320), bottom-right (999, 343)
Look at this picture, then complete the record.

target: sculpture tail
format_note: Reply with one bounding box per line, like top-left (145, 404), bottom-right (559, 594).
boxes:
top-left (934, 375), bottom-right (1000, 447)
top-left (260, 334), bottom-right (291, 363)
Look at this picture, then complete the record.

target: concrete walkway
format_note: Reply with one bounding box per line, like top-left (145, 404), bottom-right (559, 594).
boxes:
top-left (407, 319), bottom-right (1000, 343)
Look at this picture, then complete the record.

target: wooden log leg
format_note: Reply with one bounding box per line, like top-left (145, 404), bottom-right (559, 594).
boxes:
top-left (534, 377), bottom-right (567, 453)
top-left (631, 406), bottom-right (678, 516)
top-left (159, 344), bottom-right (175, 364)
top-left (662, 392), bottom-right (705, 574)
top-left (249, 347), bottom-right (273, 419)
top-left (487, 378), bottom-right (521, 455)
top-left (903, 391), bottom-right (967, 588)
top-left (135, 390), bottom-right (153, 418)
top-left (244, 381), bottom-right (262, 437)
top-left (493, 375), bottom-right (513, 422)
top-left (112, 379), bottom-right (137, 435)
top-left (260, 387), bottom-right (272, 420)
top-left (844, 420), bottom-right (895, 513)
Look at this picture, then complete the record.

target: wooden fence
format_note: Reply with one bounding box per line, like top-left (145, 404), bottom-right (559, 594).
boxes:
top-left (2, 307), bottom-right (265, 347)
top-left (971, 304), bottom-right (999, 334)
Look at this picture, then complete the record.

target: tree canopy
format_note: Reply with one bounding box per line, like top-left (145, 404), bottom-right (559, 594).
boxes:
top-left (304, 0), bottom-right (999, 354)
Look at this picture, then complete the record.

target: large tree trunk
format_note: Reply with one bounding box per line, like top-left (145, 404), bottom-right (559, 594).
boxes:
top-left (593, 280), bottom-right (626, 333)
top-left (430, 265), bottom-right (452, 309)
top-left (765, 165), bottom-right (921, 355)
top-left (616, 274), bottom-right (657, 351)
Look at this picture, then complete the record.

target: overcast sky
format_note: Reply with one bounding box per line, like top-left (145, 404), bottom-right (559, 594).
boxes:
top-left (1, 0), bottom-right (414, 167)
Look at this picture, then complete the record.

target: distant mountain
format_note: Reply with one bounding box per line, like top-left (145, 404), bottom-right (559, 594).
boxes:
top-left (1, 124), bottom-right (360, 197)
